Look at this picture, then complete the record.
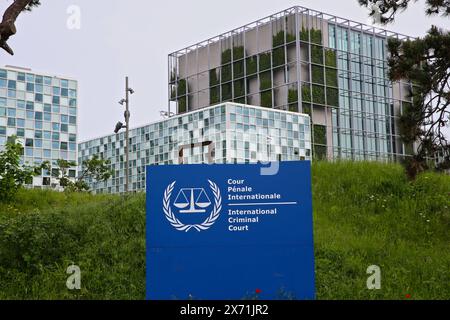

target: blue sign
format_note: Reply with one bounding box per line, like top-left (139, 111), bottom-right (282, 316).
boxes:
top-left (146, 161), bottom-right (315, 300)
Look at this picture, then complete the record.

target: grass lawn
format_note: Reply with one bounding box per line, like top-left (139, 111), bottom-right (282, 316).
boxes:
top-left (0, 161), bottom-right (448, 299)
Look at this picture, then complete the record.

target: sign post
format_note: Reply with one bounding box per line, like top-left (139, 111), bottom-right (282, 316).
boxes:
top-left (146, 161), bottom-right (315, 300)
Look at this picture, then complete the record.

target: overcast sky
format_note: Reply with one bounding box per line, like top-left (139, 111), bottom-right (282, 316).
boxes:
top-left (0, 0), bottom-right (448, 141)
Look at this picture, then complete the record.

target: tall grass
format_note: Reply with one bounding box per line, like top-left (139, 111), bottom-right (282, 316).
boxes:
top-left (0, 161), bottom-right (448, 299)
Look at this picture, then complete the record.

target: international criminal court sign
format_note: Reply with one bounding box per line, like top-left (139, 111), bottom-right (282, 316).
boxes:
top-left (146, 162), bottom-right (315, 300)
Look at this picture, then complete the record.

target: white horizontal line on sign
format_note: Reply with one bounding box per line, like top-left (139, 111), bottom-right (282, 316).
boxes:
top-left (228, 202), bottom-right (298, 206)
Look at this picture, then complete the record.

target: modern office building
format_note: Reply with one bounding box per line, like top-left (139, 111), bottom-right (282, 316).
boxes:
top-left (0, 65), bottom-right (78, 188)
top-left (168, 6), bottom-right (416, 162)
top-left (78, 103), bottom-right (311, 194)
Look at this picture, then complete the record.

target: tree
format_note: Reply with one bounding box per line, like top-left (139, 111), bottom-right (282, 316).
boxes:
top-left (0, 136), bottom-right (48, 202)
top-left (359, 0), bottom-right (449, 24)
top-left (359, 0), bottom-right (450, 179)
top-left (52, 156), bottom-right (113, 192)
top-left (0, 0), bottom-right (40, 55)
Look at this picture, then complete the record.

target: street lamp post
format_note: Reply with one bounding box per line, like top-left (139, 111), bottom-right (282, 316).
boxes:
top-left (114, 76), bottom-right (134, 193)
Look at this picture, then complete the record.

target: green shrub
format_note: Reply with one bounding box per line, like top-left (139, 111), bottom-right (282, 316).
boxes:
top-left (300, 27), bottom-right (309, 42)
top-left (314, 145), bottom-right (327, 160)
top-left (273, 31), bottom-right (296, 47)
top-left (177, 79), bottom-right (187, 97)
top-left (259, 71), bottom-right (272, 90)
top-left (210, 86), bottom-right (220, 105)
top-left (233, 80), bottom-right (245, 98)
top-left (326, 87), bottom-right (339, 107)
top-left (325, 49), bottom-right (337, 68)
top-left (311, 45), bottom-right (324, 65)
top-left (210, 69), bottom-right (220, 105)
top-left (303, 104), bottom-right (312, 116)
top-left (272, 47), bottom-right (285, 67)
top-left (302, 84), bottom-right (312, 102)
top-left (325, 68), bottom-right (338, 87)
top-left (0, 137), bottom-right (46, 202)
top-left (312, 65), bottom-right (324, 84)
top-left (232, 46), bottom-right (244, 60)
top-left (312, 85), bottom-right (326, 105)
top-left (246, 56), bottom-right (257, 76)
top-left (288, 88), bottom-right (298, 103)
top-left (259, 52), bottom-right (271, 71)
top-left (260, 90), bottom-right (272, 108)
top-left (178, 96), bottom-right (187, 113)
top-left (310, 29), bottom-right (322, 45)
top-left (221, 83), bottom-right (232, 101)
top-left (221, 64), bottom-right (232, 82)
top-left (299, 28), bottom-right (322, 44)
top-left (0, 210), bottom-right (79, 273)
top-left (314, 124), bottom-right (327, 145)
top-left (288, 89), bottom-right (298, 112)
top-left (233, 61), bottom-right (244, 79)
top-left (221, 48), bottom-right (232, 64)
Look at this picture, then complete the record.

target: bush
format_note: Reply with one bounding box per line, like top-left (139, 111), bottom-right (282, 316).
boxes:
top-left (0, 210), bottom-right (79, 273)
top-left (313, 124), bottom-right (327, 145)
top-left (178, 96), bottom-right (187, 113)
top-left (272, 47), bottom-right (285, 67)
top-left (312, 85), bottom-right (326, 105)
top-left (176, 79), bottom-right (187, 97)
top-left (325, 49), bottom-right (338, 68)
top-left (221, 83), bottom-right (232, 101)
top-left (312, 65), bottom-right (324, 84)
top-left (0, 137), bottom-right (45, 202)
top-left (221, 64), bottom-right (232, 82)
top-left (246, 56), bottom-right (257, 76)
top-left (260, 91), bottom-right (272, 108)
top-left (302, 84), bottom-right (312, 102)
top-left (210, 86), bottom-right (220, 105)
top-left (325, 68), bottom-right (338, 87)
top-left (311, 45), bottom-right (324, 65)
top-left (326, 87), bottom-right (339, 107)
top-left (259, 71), bottom-right (272, 90)
top-left (288, 89), bottom-right (298, 112)
top-left (233, 80), bottom-right (245, 98)
top-left (259, 53), bottom-right (271, 71)
top-left (299, 28), bottom-right (322, 44)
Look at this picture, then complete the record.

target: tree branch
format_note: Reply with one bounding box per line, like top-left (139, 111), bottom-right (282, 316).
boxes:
top-left (0, 0), bottom-right (37, 55)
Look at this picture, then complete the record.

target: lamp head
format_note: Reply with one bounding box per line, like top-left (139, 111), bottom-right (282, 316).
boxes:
top-left (114, 121), bottom-right (124, 134)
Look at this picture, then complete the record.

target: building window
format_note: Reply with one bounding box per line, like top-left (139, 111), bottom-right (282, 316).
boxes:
top-left (7, 118), bottom-right (15, 126)
top-left (25, 138), bottom-right (34, 147)
top-left (42, 177), bottom-right (51, 186)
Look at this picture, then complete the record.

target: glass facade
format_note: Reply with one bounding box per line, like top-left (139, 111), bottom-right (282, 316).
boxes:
top-left (78, 103), bottom-right (311, 194)
top-left (168, 6), bottom-right (415, 162)
top-left (0, 66), bottom-right (78, 188)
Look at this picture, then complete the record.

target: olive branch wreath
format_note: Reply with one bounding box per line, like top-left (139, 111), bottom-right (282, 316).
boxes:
top-left (163, 180), bottom-right (222, 232)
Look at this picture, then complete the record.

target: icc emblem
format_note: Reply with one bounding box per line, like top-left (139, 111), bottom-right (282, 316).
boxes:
top-left (163, 180), bottom-right (222, 232)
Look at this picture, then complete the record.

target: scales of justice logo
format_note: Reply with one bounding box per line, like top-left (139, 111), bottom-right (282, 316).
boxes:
top-left (163, 180), bottom-right (222, 232)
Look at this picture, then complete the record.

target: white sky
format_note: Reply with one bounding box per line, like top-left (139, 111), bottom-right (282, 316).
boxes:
top-left (0, 0), bottom-right (448, 141)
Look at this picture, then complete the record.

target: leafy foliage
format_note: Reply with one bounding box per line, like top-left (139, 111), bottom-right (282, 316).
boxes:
top-left (0, 136), bottom-right (46, 202)
top-left (288, 89), bottom-right (298, 112)
top-left (312, 65), bottom-right (324, 84)
top-left (302, 84), bottom-right (312, 103)
top-left (359, 0), bottom-right (449, 24)
top-left (52, 156), bottom-right (112, 192)
top-left (360, 0), bottom-right (450, 178)
top-left (389, 27), bottom-right (450, 178)
top-left (312, 85), bottom-right (326, 105)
